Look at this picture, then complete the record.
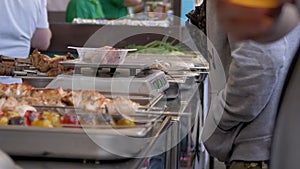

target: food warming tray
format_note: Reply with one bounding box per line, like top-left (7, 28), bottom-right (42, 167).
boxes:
top-left (17, 76), bottom-right (54, 88)
top-left (0, 116), bottom-right (157, 160)
top-left (0, 88), bottom-right (166, 160)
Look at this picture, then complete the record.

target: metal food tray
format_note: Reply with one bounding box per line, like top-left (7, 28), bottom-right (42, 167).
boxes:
top-left (16, 76), bottom-right (54, 88)
top-left (59, 59), bottom-right (152, 69)
top-left (72, 17), bottom-right (171, 27)
top-left (45, 78), bottom-right (165, 107)
top-left (125, 53), bottom-right (209, 82)
top-left (101, 91), bottom-right (164, 107)
top-left (0, 121), bottom-right (155, 160)
top-left (0, 99), bottom-right (163, 160)
top-left (0, 88), bottom-right (166, 160)
top-left (27, 87), bottom-right (166, 112)
top-left (126, 53), bottom-right (209, 70)
top-left (59, 59), bottom-right (155, 76)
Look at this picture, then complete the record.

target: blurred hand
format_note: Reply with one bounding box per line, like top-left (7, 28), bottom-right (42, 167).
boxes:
top-left (216, 0), bottom-right (282, 40)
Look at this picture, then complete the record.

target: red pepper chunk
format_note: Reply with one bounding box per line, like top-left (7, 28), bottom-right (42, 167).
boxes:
top-left (60, 115), bottom-right (81, 128)
top-left (24, 111), bottom-right (41, 126)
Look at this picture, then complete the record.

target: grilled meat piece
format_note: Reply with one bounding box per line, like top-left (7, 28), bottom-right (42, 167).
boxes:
top-left (0, 83), bottom-right (140, 116)
top-left (0, 83), bottom-right (33, 98)
top-left (29, 49), bottom-right (74, 76)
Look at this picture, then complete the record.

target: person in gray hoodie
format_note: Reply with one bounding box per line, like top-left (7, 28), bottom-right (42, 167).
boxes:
top-left (202, 1), bottom-right (300, 169)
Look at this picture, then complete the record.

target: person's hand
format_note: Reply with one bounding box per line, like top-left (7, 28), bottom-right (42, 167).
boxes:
top-left (216, 0), bottom-right (282, 41)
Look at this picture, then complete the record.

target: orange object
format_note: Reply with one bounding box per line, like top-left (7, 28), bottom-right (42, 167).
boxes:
top-left (0, 116), bottom-right (9, 125)
top-left (31, 118), bottom-right (53, 128)
top-left (114, 118), bottom-right (135, 126)
top-left (228, 0), bottom-right (280, 8)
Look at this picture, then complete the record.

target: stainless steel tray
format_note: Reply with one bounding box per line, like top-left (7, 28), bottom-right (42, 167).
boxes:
top-left (18, 76), bottom-right (54, 88)
top-left (0, 94), bottom-right (163, 160)
top-left (100, 92), bottom-right (164, 107)
top-left (126, 53), bottom-right (209, 69)
top-left (59, 59), bottom-right (151, 69)
top-left (0, 119), bottom-right (156, 160)
top-left (125, 54), bottom-right (209, 82)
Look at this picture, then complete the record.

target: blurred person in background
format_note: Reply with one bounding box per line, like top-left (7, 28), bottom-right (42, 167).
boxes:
top-left (65, 0), bottom-right (105, 22)
top-left (0, 0), bottom-right (52, 59)
top-left (99, 0), bottom-right (143, 19)
top-left (202, 1), bottom-right (300, 169)
top-left (210, 1), bottom-right (300, 169)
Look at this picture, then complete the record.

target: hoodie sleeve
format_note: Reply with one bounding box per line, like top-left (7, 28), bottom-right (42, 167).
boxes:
top-left (202, 39), bottom-right (285, 161)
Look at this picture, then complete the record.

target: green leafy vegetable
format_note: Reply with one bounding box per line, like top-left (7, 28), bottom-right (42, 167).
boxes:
top-left (126, 37), bottom-right (188, 55)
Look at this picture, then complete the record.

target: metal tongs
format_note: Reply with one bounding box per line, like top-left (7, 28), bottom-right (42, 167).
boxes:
top-left (135, 110), bottom-right (191, 116)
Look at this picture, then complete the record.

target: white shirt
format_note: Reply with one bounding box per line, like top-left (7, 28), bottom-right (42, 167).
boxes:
top-left (0, 0), bottom-right (49, 58)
